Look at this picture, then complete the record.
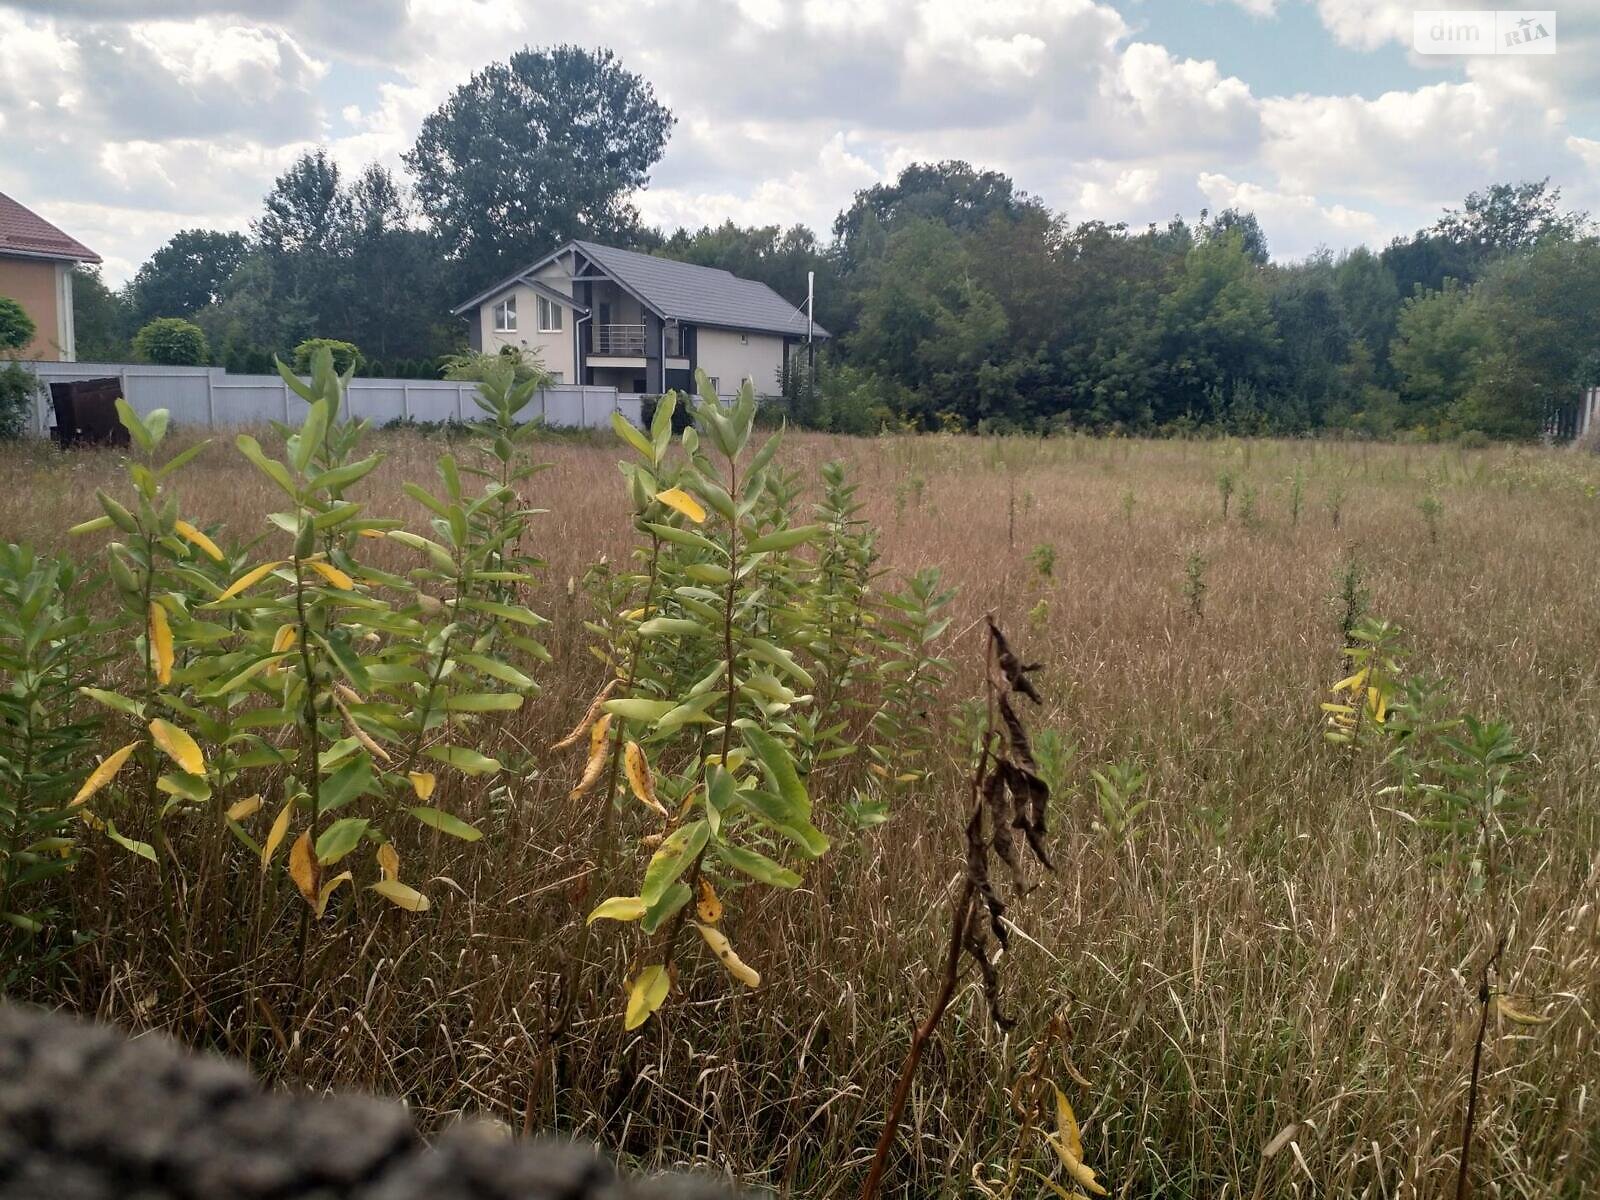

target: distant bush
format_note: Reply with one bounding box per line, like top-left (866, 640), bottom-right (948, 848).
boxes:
top-left (0, 361), bottom-right (37, 439)
top-left (291, 338), bottom-right (362, 375)
top-left (0, 296), bottom-right (35, 352)
top-left (132, 318), bottom-right (209, 366)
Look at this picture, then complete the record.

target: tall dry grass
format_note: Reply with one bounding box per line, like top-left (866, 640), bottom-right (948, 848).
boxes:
top-left (1, 428), bottom-right (1596, 1198)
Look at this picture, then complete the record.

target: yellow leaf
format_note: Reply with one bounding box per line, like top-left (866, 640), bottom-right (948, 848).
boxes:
top-left (1044, 1135), bottom-right (1108, 1197)
top-left (148, 718), bottom-right (204, 775)
top-left (315, 870), bottom-right (353, 917)
top-left (1054, 1086), bottom-right (1083, 1161)
top-left (70, 741), bottom-right (140, 807)
top-left (288, 830), bottom-right (318, 905)
top-left (272, 624), bottom-right (297, 653)
top-left (371, 878), bottom-right (430, 912)
top-left (148, 601), bottom-right (174, 685)
top-left (624, 740), bottom-right (668, 816)
top-left (694, 922), bottom-right (760, 988)
top-left (654, 487), bottom-right (706, 523)
top-left (376, 842), bottom-right (400, 881)
top-left (550, 679), bottom-right (618, 750)
top-left (625, 964), bottom-right (671, 1029)
top-left (587, 896), bottom-right (647, 924)
top-left (696, 877), bottom-right (723, 924)
top-left (336, 697), bottom-right (391, 762)
top-left (226, 794), bottom-right (262, 821)
top-left (1495, 995), bottom-right (1554, 1026)
top-left (408, 771), bottom-right (436, 800)
top-left (309, 560), bottom-right (354, 590)
top-left (569, 713), bottom-right (612, 800)
top-left (1331, 668), bottom-right (1368, 695)
top-left (174, 519), bottom-right (223, 561)
top-left (215, 560), bottom-right (285, 601)
top-left (261, 798), bottom-right (293, 870)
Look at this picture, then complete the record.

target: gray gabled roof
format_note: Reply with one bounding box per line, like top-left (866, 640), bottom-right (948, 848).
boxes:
top-left (452, 240), bottom-right (829, 339)
top-left (573, 241), bottom-right (829, 340)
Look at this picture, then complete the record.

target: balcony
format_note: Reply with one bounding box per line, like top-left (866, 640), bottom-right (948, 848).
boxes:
top-left (591, 324), bottom-right (646, 356)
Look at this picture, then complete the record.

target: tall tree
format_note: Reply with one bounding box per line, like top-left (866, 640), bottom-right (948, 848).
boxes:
top-left (331, 164), bottom-right (448, 361)
top-left (1432, 178), bottom-right (1589, 257)
top-left (659, 221), bottom-right (844, 332)
top-left (126, 229), bottom-right (250, 323)
top-left (71, 266), bottom-right (132, 361)
top-left (405, 45), bottom-right (674, 294)
top-left (1389, 279), bottom-right (1489, 429)
top-left (833, 161), bottom-right (1039, 278)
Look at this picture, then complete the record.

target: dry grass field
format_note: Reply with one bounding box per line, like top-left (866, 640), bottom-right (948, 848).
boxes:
top-left (2, 427), bottom-right (1597, 1199)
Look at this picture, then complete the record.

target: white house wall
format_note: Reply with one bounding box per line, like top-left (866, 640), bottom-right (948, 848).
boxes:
top-left (478, 260), bottom-right (578, 384)
top-left (696, 328), bottom-right (786, 398)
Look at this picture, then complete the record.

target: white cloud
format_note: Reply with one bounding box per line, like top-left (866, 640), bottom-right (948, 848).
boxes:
top-left (0, 0), bottom-right (1592, 282)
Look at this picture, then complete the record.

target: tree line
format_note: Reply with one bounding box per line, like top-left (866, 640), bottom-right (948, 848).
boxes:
top-left (63, 44), bottom-right (1600, 440)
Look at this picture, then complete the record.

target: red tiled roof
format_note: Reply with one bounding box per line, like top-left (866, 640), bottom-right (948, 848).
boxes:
top-left (0, 191), bottom-right (100, 264)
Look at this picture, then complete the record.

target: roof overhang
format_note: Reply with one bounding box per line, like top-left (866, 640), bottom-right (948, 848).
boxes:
top-left (0, 246), bottom-right (101, 265)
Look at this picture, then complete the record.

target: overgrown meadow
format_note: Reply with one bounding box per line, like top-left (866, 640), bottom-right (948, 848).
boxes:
top-left (0, 363), bottom-right (1596, 1199)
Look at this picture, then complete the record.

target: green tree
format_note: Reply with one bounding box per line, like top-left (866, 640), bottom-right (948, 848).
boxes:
top-left (848, 221), bottom-right (1008, 427)
top-left (659, 222), bottom-right (843, 333)
top-left (1462, 237), bottom-right (1600, 438)
top-left (1389, 280), bottom-right (1489, 430)
top-left (405, 45), bottom-right (674, 293)
top-left (0, 296), bottom-right (34, 352)
top-left (1333, 247), bottom-right (1400, 366)
top-left (1432, 178), bottom-right (1589, 258)
top-left (132, 317), bottom-right (210, 365)
top-left (127, 229), bottom-right (249, 323)
top-left (1156, 231), bottom-right (1280, 424)
top-left (71, 267), bottom-right (131, 361)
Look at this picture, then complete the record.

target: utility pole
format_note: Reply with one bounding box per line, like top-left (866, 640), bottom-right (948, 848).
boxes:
top-left (806, 270), bottom-right (816, 421)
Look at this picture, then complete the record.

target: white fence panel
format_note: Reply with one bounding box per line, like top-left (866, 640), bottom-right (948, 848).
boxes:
top-left (18, 362), bottom-right (639, 434)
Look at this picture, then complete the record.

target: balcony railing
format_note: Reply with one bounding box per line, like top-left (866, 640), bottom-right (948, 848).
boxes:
top-left (592, 324), bottom-right (646, 356)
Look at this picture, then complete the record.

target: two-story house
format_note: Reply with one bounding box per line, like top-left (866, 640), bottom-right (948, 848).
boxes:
top-left (0, 191), bottom-right (100, 361)
top-left (452, 240), bottom-right (828, 399)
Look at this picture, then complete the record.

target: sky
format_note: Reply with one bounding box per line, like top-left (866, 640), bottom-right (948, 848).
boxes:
top-left (1, 0), bottom-right (1596, 285)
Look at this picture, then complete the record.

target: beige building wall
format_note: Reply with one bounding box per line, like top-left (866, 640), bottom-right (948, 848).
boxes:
top-left (696, 328), bottom-right (786, 398)
top-left (478, 260), bottom-right (577, 383)
top-left (0, 255), bottom-right (72, 360)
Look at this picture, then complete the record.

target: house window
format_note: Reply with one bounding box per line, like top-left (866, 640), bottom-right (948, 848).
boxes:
top-left (707, 377), bottom-right (720, 394)
top-left (739, 333), bottom-right (749, 345)
top-left (537, 296), bottom-right (563, 332)
top-left (665, 323), bottom-right (684, 357)
top-left (548, 371), bottom-right (563, 385)
top-left (493, 297), bottom-right (516, 333)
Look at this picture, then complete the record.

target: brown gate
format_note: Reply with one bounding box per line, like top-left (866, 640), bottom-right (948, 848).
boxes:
top-left (49, 378), bottom-right (128, 447)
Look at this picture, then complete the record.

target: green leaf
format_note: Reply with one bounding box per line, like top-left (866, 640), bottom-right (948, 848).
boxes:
top-left (601, 698), bottom-right (678, 724)
top-left (637, 617), bottom-right (705, 639)
top-left (319, 756), bottom-right (373, 813)
top-left (644, 522), bottom-right (724, 556)
top-left (293, 398), bottom-right (330, 472)
top-left (315, 817), bottom-right (370, 865)
top-left (426, 745), bottom-right (502, 776)
top-left (309, 455), bottom-right (382, 493)
top-left (716, 842), bottom-right (801, 888)
top-left (235, 435), bottom-right (299, 498)
top-left (641, 881), bottom-right (691, 934)
top-left (440, 692), bottom-right (524, 713)
top-left (408, 805), bottom-right (483, 841)
top-left (641, 819), bottom-right (709, 907)
top-left (155, 772), bottom-right (211, 802)
top-left (454, 652), bottom-right (535, 690)
top-left (78, 687), bottom-right (145, 719)
top-left (746, 525), bottom-right (826, 554)
top-left (612, 410), bottom-right (654, 459)
top-left (115, 399), bottom-right (152, 451)
top-left (104, 820), bottom-right (156, 863)
top-left (742, 725), bottom-right (810, 817)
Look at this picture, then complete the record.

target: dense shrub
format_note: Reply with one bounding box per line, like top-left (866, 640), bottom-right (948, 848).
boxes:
top-left (0, 296), bottom-right (35, 353)
top-left (0, 362), bottom-right (37, 439)
top-left (132, 318), bottom-right (209, 366)
top-left (292, 338), bottom-right (363, 375)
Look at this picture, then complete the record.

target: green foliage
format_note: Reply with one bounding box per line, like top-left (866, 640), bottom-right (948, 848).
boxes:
top-left (574, 374), bottom-right (831, 1024)
top-left (132, 317), bottom-right (210, 366)
top-left (1216, 470), bottom-right (1235, 518)
top-left (866, 567), bottom-right (954, 799)
top-left (441, 345), bottom-right (552, 387)
top-left (1090, 761), bottom-right (1150, 846)
top-left (0, 296), bottom-right (35, 352)
top-left (0, 545), bottom-right (99, 952)
top-left (292, 338), bottom-right (363, 375)
top-left (1182, 551), bottom-right (1208, 620)
top-left (128, 229), bottom-right (250, 323)
top-left (0, 362), bottom-right (37, 441)
top-left (1418, 493), bottom-right (1443, 544)
top-left (404, 45), bottom-right (674, 294)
